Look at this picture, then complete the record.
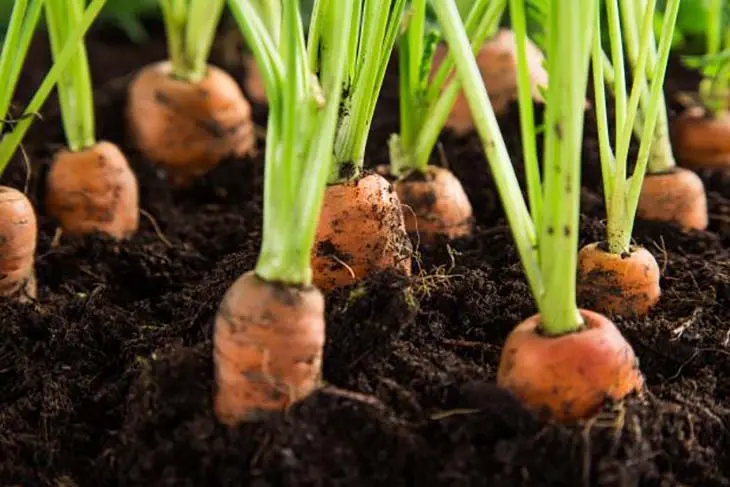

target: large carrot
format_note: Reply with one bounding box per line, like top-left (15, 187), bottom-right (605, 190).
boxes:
top-left (213, 0), bottom-right (352, 425)
top-left (127, 0), bottom-right (255, 187)
top-left (44, 0), bottom-right (138, 240)
top-left (435, 0), bottom-right (646, 421)
top-left (311, 0), bottom-right (411, 292)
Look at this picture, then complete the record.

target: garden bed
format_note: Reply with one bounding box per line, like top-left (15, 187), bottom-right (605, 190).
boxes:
top-left (1, 25), bottom-right (729, 487)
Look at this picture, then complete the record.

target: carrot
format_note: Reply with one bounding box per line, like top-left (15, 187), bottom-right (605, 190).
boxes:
top-left (213, 271), bottom-right (325, 424)
top-left (637, 167), bottom-right (708, 231)
top-left (671, 105), bottom-right (730, 169)
top-left (576, 242), bottom-right (661, 318)
top-left (312, 173), bottom-right (412, 293)
top-left (392, 166), bottom-right (473, 243)
top-left (45, 141), bottom-right (139, 240)
top-left (126, 61), bottom-right (255, 186)
top-left (0, 186), bottom-right (37, 301)
top-left (497, 309), bottom-right (643, 422)
top-left (432, 28), bottom-right (548, 136)
top-left (214, 0), bottom-right (352, 425)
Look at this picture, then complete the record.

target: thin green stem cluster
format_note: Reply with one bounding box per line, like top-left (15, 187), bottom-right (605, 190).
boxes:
top-left (433, 0), bottom-right (596, 335)
top-left (227, 0), bottom-right (352, 286)
top-left (389, 0), bottom-right (505, 177)
top-left (158, 0), bottom-right (225, 82)
top-left (45, 0), bottom-right (96, 151)
top-left (0, 0), bottom-right (107, 174)
top-left (322, 0), bottom-right (407, 183)
top-left (592, 0), bottom-right (680, 255)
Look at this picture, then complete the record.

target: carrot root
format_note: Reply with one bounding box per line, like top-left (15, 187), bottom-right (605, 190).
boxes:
top-left (214, 271), bottom-right (325, 426)
top-left (127, 61), bottom-right (255, 186)
top-left (312, 173), bottom-right (412, 293)
top-left (637, 167), bottom-right (708, 231)
top-left (393, 165), bottom-right (473, 244)
top-left (0, 186), bottom-right (37, 301)
top-left (497, 309), bottom-right (643, 422)
top-left (46, 141), bottom-right (139, 240)
top-left (671, 106), bottom-right (730, 169)
top-left (577, 242), bottom-right (661, 318)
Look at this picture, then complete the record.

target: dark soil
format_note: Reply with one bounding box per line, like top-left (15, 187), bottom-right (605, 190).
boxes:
top-left (1, 24), bottom-right (729, 487)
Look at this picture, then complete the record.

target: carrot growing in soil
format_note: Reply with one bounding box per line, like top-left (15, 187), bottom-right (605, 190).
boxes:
top-left (434, 0), bottom-right (643, 422)
top-left (605, 0), bottom-right (709, 231)
top-left (214, 0), bottom-right (352, 425)
top-left (672, 0), bottom-right (730, 171)
top-left (310, 0), bottom-right (412, 293)
top-left (127, 0), bottom-right (255, 186)
top-left (580, 0), bottom-right (680, 318)
top-left (383, 0), bottom-right (505, 243)
top-left (0, 0), bottom-right (107, 300)
top-left (44, 0), bottom-right (138, 240)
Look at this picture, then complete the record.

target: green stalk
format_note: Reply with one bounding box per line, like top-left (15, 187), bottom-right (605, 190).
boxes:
top-left (410, 0), bottom-right (504, 171)
top-left (0, 0), bottom-right (107, 173)
top-left (591, 7), bottom-right (615, 206)
top-left (537, 0), bottom-right (595, 334)
top-left (391, 0), bottom-right (505, 176)
top-left (708, 0), bottom-right (723, 56)
top-left (46, 0), bottom-right (96, 151)
top-left (0, 0), bottom-right (31, 134)
top-left (159, 0), bottom-right (224, 82)
top-left (228, 0), bottom-right (353, 285)
top-left (593, 0), bottom-right (680, 255)
top-left (509, 0), bottom-right (542, 231)
top-left (620, 0), bottom-right (677, 173)
top-left (329, 0), bottom-right (407, 183)
top-left (430, 0), bottom-right (543, 308)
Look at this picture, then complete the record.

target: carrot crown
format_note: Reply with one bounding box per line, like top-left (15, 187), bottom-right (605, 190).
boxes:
top-left (591, 0), bottom-right (680, 255)
top-left (0, 0), bottom-right (107, 175)
top-left (432, 0), bottom-right (596, 335)
top-left (323, 0), bottom-right (407, 184)
top-left (227, 0), bottom-right (353, 286)
top-left (45, 0), bottom-right (96, 152)
top-left (388, 0), bottom-right (506, 177)
top-left (158, 0), bottom-right (225, 83)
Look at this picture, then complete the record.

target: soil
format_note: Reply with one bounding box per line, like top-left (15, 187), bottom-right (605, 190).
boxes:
top-left (1, 23), bottom-right (729, 487)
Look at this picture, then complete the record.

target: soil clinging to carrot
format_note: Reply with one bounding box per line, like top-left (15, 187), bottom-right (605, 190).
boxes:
top-left (0, 27), bottom-right (729, 487)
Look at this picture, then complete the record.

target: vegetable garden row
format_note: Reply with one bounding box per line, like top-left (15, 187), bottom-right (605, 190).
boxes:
top-left (1, 0), bottom-right (729, 485)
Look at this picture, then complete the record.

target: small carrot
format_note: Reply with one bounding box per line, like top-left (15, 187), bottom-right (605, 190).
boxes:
top-left (127, 0), bottom-right (255, 187)
top-left (0, 186), bottom-right (37, 301)
top-left (214, 271), bottom-right (325, 424)
top-left (577, 242), bottom-right (661, 318)
top-left (213, 0), bottom-right (352, 424)
top-left (46, 141), bottom-right (139, 239)
top-left (312, 173), bottom-right (412, 293)
top-left (637, 167), bottom-right (708, 231)
top-left (671, 106), bottom-right (730, 170)
top-left (392, 166), bottom-right (473, 243)
top-left (432, 28), bottom-right (548, 136)
top-left (127, 62), bottom-right (255, 186)
top-left (497, 309), bottom-right (644, 422)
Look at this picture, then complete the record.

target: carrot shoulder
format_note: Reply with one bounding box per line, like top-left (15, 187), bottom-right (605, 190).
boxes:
top-left (127, 61), bottom-right (255, 186)
top-left (312, 172), bottom-right (412, 292)
top-left (497, 309), bottom-right (643, 422)
top-left (46, 141), bottom-right (139, 240)
top-left (0, 186), bottom-right (37, 300)
top-left (214, 271), bottom-right (325, 425)
top-left (393, 165), bottom-right (473, 243)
